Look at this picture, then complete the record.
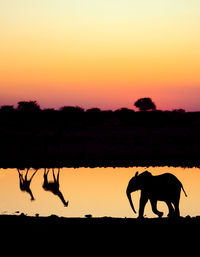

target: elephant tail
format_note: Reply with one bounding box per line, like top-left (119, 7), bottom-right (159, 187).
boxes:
top-left (181, 185), bottom-right (187, 197)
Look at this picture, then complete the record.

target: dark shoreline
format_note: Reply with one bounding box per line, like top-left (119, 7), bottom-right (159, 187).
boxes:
top-left (1, 214), bottom-right (199, 250)
top-left (2, 214), bottom-right (200, 236)
top-left (2, 213), bottom-right (200, 229)
top-left (1, 159), bottom-right (200, 169)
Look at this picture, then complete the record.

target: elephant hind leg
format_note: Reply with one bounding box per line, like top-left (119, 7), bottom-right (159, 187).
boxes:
top-left (166, 201), bottom-right (175, 218)
top-left (172, 195), bottom-right (181, 217)
top-left (173, 200), bottom-right (180, 217)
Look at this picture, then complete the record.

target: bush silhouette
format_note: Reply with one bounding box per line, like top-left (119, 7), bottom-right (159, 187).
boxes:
top-left (17, 101), bottom-right (41, 112)
top-left (59, 106), bottom-right (84, 114)
top-left (0, 105), bottom-right (15, 112)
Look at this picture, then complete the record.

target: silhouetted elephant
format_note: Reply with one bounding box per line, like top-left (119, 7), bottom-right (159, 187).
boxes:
top-left (126, 171), bottom-right (187, 218)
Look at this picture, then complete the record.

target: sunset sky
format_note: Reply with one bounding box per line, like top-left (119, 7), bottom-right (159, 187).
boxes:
top-left (0, 0), bottom-right (200, 111)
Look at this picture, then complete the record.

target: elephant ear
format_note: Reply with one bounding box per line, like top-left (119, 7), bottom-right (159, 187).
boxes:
top-left (135, 171), bottom-right (139, 177)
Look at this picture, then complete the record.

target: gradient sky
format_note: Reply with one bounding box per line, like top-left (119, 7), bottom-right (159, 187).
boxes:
top-left (0, 0), bottom-right (200, 110)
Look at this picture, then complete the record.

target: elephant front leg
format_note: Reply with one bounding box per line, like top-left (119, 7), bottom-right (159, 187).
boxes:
top-left (138, 193), bottom-right (148, 218)
top-left (150, 199), bottom-right (163, 218)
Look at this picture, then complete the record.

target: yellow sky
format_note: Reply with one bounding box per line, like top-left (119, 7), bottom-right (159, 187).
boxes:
top-left (0, 1), bottom-right (200, 110)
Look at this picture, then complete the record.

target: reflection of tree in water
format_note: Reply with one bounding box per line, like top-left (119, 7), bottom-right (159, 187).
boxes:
top-left (17, 168), bottom-right (38, 201)
top-left (43, 168), bottom-right (69, 207)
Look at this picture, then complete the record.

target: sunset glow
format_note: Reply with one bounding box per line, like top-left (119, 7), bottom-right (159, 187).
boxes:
top-left (1, 1), bottom-right (200, 110)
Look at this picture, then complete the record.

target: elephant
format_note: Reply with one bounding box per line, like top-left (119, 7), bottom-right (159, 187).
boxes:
top-left (126, 171), bottom-right (187, 218)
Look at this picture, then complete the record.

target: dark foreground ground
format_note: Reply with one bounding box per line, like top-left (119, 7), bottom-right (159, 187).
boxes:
top-left (0, 215), bottom-right (199, 256)
top-left (1, 214), bottom-right (199, 250)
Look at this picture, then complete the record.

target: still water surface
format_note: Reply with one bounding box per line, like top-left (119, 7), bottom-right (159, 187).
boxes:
top-left (0, 167), bottom-right (199, 218)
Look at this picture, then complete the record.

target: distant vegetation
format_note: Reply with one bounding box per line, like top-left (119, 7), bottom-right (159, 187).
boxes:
top-left (0, 98), bottom-right (200, 168)
top-left (0, 98), bottom-right (194, 131)
top-left (0, 97), bottom-right (185, 113)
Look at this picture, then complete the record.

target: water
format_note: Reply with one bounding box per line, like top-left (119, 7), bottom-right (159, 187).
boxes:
top-left (0, 166), bottom-right (199, 218)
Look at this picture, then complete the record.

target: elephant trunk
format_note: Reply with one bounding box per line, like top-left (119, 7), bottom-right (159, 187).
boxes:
top-left (126, 188), bottom-right (136, 214)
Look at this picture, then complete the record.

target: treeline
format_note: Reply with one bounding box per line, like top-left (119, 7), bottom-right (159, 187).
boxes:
top-left (0, 98), bottom-right (185, 113)
top-left (0, 99), bottom-right (200, 168)
top-left (0, 99), bottom-right (198, 128)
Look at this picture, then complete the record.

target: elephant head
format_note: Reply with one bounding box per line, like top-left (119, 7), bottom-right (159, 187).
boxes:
top-left (126, 171), bottom-right (152, 214)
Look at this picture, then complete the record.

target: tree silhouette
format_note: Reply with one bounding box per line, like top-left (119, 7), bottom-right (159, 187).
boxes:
top-left (17, 101), bottom-right (41, 112)
top-left (134, 98), bottom-right (156, 111)
top-left (0, 105), bottom-right (14, 112)
top-left (59, 106), bottom-right (84, 114)
top-left (86, 108), bottom-right (101, 114)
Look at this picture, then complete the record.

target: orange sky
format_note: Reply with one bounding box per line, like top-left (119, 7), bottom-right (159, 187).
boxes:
top-left (0, 1), bottom-right (200, 111)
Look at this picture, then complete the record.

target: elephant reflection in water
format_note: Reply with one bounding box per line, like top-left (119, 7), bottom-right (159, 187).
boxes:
top-left (17, 168), bottom-right (38, 201)
top-left (126, 171), bottom-right (187, 218)
top-left (42, 168), bottom-right (69, 207)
